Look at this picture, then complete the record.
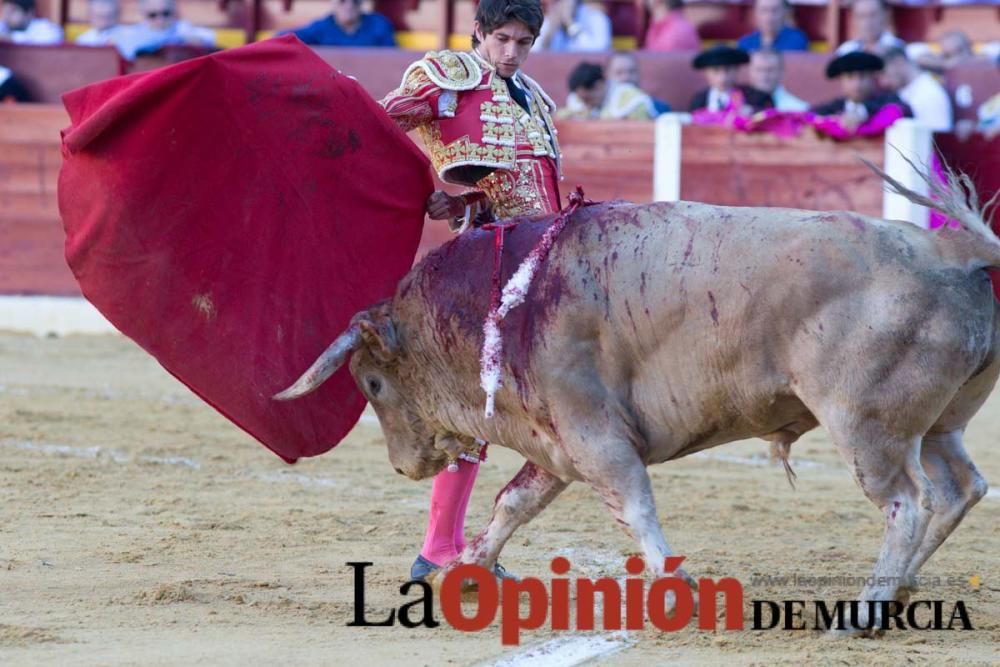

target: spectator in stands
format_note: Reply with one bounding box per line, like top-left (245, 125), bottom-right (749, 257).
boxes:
top-left (836, 0), bottom-right (903, 57)
top-left (880, 46), bottom-right (952, 132)
top-left (737, 0), bottom-right (808, 53)
top-left (115, 0), bottom-right (216, 59)
top-left (606, 51), bottom-right (670, 114)
top-left (286, 0), bottom-right (396, 47)
top-left (813, 51), bottom-right (912, 131)
top-left (534, 0), bottom-right (611, 52)
top-left (911, 30), bottom-right (982, 73)
top-left (644, 0), bottom-right (699, 52)
top-left (936, 30), bottom-right (974, 67)
top-left (560, 62), bottom-right (605, 118)
top-left (0, 64), bottom-right (29, 101)
top-left (560, 61), bottom-right (656, 120)
top-left (76, 0), bottom-right (130, 56)
top-left (748, 48), bottom-right (808, 111)
top-left (689, 45), bottom-right (772, 113)
top-left (0, 0), bottom-right (63, 44)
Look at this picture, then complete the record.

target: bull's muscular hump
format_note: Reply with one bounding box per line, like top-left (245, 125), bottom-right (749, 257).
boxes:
top-left (280, 183), bottom-right (999, 633)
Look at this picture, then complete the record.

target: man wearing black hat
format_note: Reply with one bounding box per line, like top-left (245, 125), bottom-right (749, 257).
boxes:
top-left (689, 45), bottom-right (773, 113)
top-left (812, 51), bottom-right (912, 131)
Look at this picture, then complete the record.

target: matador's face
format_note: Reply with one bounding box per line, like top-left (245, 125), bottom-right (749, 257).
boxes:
top-left (474, 19), bottom-right (536, 79)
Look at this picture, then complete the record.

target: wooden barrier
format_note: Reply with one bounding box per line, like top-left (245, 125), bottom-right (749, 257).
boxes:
top-left (0, 43), bottom-right (124, 104)
top-left (945, 60), bottom-right (1000, 124)
top-left (935, 132), bottom-right (1000, 227)
top-left (557, 120), bottom-right (656, 203)
top-left (0, 104), bottom-right (76, 296)
top-left (678, 124), bottom-right (886, 217)
top-left (1, 102), bottom-right (996, 297)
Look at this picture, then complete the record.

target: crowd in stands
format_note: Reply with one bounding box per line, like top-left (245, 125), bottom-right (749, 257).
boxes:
top-left (0, 0), bottom-right (998, 139)
top-left (0, 0), bottom-right (214, 58)
top-left (560, 57), bottom-right (660, 120)
top-left (538, 0), bottom-right (998, 140)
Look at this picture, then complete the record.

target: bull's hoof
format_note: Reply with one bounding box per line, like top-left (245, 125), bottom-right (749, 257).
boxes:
top-left (894, 583), bottom-right (919, 607)
top-left (492, 562), bottom-right (519, 582)
top-left (425, 564), bottom-right (486, 600)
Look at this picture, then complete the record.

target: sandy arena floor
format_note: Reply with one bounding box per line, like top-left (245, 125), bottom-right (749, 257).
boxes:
top-left (0, 332), bottom-right (997, 666)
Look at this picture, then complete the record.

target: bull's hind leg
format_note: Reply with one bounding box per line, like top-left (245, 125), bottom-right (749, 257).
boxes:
top-left (823, 417), bottom-right (936, 634)
top-left (900, 429), bottom-right (988, 600)
top-left (900, 360), bottom-right (999, 599)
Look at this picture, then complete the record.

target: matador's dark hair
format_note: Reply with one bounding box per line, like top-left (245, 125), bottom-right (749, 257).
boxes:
top-left (472, 0), bottom-right (544, 48)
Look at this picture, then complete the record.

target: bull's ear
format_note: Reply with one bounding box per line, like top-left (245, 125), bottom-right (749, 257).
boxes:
top-left (358, 313), bottom-right (399, 364)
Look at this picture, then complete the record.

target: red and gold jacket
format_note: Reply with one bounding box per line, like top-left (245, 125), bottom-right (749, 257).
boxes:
top-left (379, 49), bottom-right (562, 222)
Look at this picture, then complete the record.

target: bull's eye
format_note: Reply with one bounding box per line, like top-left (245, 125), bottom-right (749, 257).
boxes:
top-left (367, 378), bottom-right (382, 397)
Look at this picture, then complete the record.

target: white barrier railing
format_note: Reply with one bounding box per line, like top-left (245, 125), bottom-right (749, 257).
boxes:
top-left (0, 295), bottom-right (117, 336)
top-left (653, 113), bottom-right (935, 228)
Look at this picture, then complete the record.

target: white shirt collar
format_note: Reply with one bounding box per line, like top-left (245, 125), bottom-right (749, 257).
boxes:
top-left (708, 88), bottom-right (730, 112)
top-left (844, 99), bottom-right (869, 119)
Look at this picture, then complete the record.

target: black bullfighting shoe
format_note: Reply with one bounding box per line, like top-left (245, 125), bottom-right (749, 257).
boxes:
top-left (409, 555), bottom-right (519, 582)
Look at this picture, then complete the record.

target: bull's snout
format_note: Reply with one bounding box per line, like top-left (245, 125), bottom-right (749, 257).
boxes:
top-left (392, 455), bottom-right (447, 481)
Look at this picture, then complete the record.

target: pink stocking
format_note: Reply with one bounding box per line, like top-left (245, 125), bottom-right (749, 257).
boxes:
top-left (452, 461), bottom-right (478, 554)
top-left (419, 459), bottom-right (479, 565)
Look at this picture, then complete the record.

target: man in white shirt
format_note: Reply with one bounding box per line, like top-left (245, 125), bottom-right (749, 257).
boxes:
top-left (749, 48), bottom-right (809, 112)
top-left (880, 46), bottom-right (953, 132)
top-left (835, 0), bottom-right (903, 57)
top-left (0, 0), bottom-right (63, 44)
top-left (534, 0), bottom-right (610, 52)
top-left (114, 0), bottom-right (215, 60)
top-left (75, 0), bottom-right (130, 57)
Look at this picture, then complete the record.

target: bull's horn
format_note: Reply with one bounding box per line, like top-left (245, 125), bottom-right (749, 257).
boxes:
top-left (273, 324), bottom-right (362, 401)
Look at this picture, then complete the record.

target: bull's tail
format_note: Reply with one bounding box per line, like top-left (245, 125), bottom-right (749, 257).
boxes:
top-left (863, 154), bottom-right (1000, 268)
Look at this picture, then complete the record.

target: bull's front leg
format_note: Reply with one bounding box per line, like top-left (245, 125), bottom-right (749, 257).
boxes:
top-left (544, 363), bottom-right (692, 585)
top-left (432, 461), bottom-right (568, 583)
top-left (572, 437), bottom-right (692, 584)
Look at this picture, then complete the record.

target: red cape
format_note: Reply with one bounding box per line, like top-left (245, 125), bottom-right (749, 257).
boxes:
top-left (58, 35), bottom-right (432, 462)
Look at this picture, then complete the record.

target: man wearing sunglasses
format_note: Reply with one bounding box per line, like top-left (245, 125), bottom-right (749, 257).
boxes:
top-left (287, 0), bottom-right (396, 47)
top-left (379, 0), bottom-right (561, 582)
top-left (113, 0), bottom-right (215, 60)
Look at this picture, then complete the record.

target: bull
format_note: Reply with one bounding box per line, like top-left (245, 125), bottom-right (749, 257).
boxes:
top-left (277, 167), bottom-right (998, 632)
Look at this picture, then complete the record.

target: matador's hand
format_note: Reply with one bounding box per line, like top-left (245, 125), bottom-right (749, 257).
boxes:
top-left (425, 191), bottom-right (465, 220)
